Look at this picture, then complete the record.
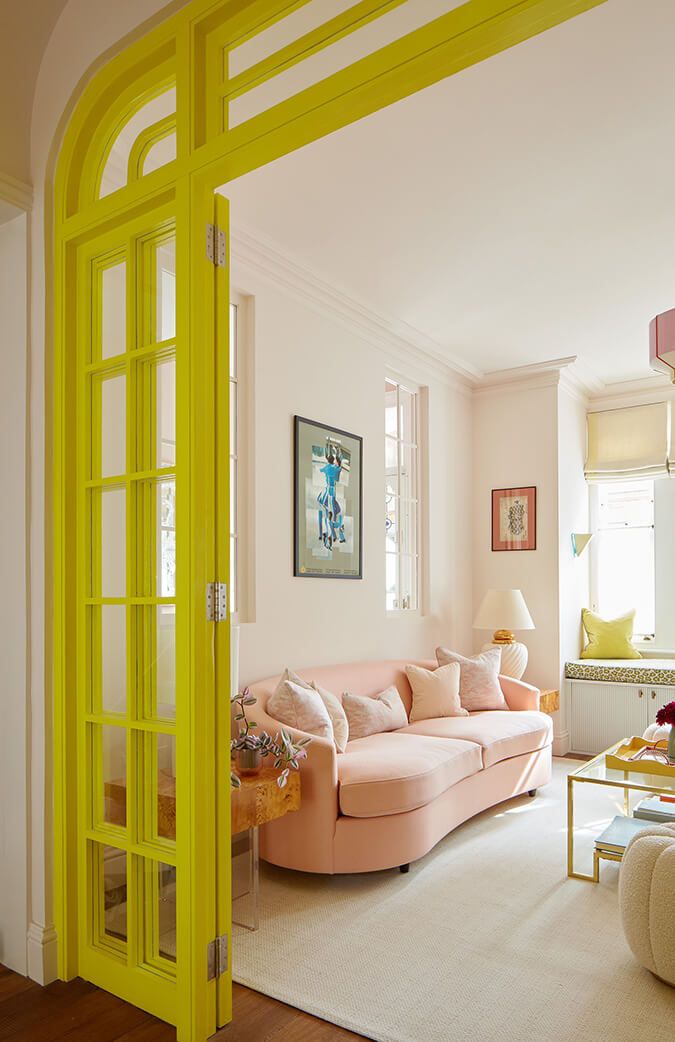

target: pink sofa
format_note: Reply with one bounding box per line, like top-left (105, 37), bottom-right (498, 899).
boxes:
top-left (248, 659), bottom-right (553, 874)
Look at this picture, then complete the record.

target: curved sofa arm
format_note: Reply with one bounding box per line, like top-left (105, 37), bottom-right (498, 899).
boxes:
top-left (499, 675), bottom-right (541, 712)
top-left (249, 702), bottom-right (339, 873)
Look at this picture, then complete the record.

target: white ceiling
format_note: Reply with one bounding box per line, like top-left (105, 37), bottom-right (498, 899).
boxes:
top-left (224, 0), bottom-right (675, 387)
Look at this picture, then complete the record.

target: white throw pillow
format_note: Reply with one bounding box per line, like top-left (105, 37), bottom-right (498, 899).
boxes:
top-left (435, 646), bottom-right (506, 711)
top-left (405, 662), bottom-right (467, 722)
top-left (342, 686), bottom-right (408, 740)
top-left (312, 682), bottom-right (349, 753)
top-left (268, 673), bottom-right (334, 741)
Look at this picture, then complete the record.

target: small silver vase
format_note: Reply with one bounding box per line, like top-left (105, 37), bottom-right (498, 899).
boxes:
top-left (236, 748), bottom-right (262, 776)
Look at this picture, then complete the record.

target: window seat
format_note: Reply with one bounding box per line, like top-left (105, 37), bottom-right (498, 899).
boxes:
top-left (565, 659), bottom-right (675, 685)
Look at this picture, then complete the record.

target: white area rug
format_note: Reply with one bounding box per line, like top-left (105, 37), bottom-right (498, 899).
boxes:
top-left (233, 759), bottom-right (675, 1042)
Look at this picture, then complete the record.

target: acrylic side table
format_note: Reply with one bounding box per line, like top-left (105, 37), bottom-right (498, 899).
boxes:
top-left (231, 767), bottom-right (301, 930)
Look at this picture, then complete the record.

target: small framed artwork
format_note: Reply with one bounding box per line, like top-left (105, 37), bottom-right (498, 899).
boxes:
top-left (492, 486), bottom-right (536, 551)
top-left (294, 416), bottom-right (363, 579)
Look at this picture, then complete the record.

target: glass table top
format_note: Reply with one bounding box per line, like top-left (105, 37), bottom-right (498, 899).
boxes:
top-left (571, 741), bottom-right (675, 793)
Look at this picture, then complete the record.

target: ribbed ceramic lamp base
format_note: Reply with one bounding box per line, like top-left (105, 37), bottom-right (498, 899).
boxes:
top-left (482, 641), bottom-right (528, 680)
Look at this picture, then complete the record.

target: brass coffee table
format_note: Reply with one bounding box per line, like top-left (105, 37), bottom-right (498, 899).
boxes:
top-left (567, 741), bottom-right (675, 882)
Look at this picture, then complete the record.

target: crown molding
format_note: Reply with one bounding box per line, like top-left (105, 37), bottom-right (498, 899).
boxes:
top-left (231, 225), bottom-right (478, 393)
top-left (586, 372), bottom-right (675, 410)
top-left (230, 223), bottom-right (668, 407)
top-left (473, 355), bottom-right (583, 398)
top-left (0, 171), bottom-right (33, 212)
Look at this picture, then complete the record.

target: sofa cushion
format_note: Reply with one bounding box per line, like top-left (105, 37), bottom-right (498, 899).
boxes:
top-left (435, 646), bottom-right (507, 711)
top-left (338, 733), bottom-right (482, 818)
top-left (342, 686), bottom-right (408, 740)
top-left (268, 674), bottom-right (334, 742)
top-left (405, 662), bottom-right (466, 722)
top-left (399, 711), bottom-right (553, 768)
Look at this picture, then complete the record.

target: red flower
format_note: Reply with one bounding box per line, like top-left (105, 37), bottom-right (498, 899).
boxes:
top-left (655, 700), bottom-right (675, 727)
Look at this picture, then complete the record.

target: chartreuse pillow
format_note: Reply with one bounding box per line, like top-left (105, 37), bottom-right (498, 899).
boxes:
top-left (580, 609), bottom-right (642, 660)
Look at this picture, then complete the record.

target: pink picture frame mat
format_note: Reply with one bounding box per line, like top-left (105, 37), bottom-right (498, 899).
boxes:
top-left (491, 486), bottom-right (536, 551)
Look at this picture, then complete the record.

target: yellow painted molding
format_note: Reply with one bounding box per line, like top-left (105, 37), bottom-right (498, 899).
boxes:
top-left (0, 171), bottom-right (33, 211)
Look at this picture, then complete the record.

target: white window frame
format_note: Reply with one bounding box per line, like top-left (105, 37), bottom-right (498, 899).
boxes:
top-left (385, 374), bottom-right (424, 614)
top-left (589, 479), bottom-right (655, 642)
top-left (229, 290), bottom-right (255, 623)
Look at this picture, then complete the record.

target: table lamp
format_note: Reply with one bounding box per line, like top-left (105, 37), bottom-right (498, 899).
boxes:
top-left (473, 589), bottom-right (535, 679)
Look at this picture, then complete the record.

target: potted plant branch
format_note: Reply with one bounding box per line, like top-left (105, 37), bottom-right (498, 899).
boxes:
top-left (230, 687), bottom-right (310, 789)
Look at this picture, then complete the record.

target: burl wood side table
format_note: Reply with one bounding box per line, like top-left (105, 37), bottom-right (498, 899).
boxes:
top-left (231, 767), bottom-right (301, 931)
top-left (539, 689), bottom-right (560, 714)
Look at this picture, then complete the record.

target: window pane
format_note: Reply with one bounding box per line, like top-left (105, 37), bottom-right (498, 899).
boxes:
top-left (598, 480), bottom-right (654, 528)
top-left (400, 442), bottom-right (417, 501)
top-left (385, 435), bottom-right (397, 470)
top-left (101, 845), bottom-right (127, 944)
top-left (385, 384), bottom-right (398, 436)
top-left (142, 132), bottom-right (176, 177)
top-left (400, 499), bottom-right (417, 556)
top-left (398, 386), bottom-right (415, 443)
top-left (385, 552), bottom-right (398, 611)
top-left (156, 358), bottom-right (176, 468)
top-left (99, 488), bottom-right (126, 598)
top-left (101, 262), bottom-right (126, 360)
top-left (157, 480), bottom-right (176, 597)
top-left (101, 606), bottom-right (126, 715)
top-left (156, 239), bottom-right (176, 342)
top-left (100, 725), bottom-right (127, 828)
top-left (385, 495), bottom-right (397, 552)
top-left (596, 527), bottom-right (655, 636)
top-left (400, 555), bottom-right (417, 612)
top-left (99, 373), bottom-right (126, 478)
top-left (385, 377), bottom-right (420, 612)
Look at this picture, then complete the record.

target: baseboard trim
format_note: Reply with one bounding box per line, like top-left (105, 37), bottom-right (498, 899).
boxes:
top-left (27, 922), bottom-right (58, 985)
top-left (553, 730), bottom-right (570, 756)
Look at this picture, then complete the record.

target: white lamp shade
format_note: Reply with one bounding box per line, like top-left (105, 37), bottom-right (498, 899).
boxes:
top-left (473, 589), bottom-right (535, 631)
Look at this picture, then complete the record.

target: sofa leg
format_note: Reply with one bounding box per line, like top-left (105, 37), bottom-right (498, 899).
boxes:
top-left (527, 788), bottom-right (537, 798)
top-left (399, 863), bottom-right (410, 874)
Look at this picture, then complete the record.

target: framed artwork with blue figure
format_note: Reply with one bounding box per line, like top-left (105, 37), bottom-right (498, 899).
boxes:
top-left (294, 416), bottom-right (363, 579)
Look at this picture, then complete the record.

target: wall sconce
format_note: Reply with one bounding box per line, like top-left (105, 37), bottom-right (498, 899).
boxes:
top-left (571, 533), bottom-right (593, 557)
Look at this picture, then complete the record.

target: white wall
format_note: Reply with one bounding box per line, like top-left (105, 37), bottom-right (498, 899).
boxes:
top-left (0, 211), bottom-right (29, 974)
top-left (557, 385), bottom-right (590, 747)
top-left (471, 380), bottom-right (561, 690)
top-left (233, 263), bottom-right (473, 686)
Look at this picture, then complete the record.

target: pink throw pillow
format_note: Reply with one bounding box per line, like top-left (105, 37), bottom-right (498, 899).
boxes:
top-left (342, 686), bottom-right (408, 740)
top-left (435, 647), bottom-right (507, 711)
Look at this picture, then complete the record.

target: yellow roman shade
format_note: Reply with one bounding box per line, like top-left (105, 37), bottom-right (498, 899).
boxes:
top-left (585, 402), bottom-right (670, 482)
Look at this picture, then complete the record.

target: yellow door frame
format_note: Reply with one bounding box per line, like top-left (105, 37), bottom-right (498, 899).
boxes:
top-left (52, 2), bottom-right (607, 1040)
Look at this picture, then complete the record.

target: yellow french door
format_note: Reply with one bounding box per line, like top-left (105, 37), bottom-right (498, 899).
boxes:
top-left (73, 186), bottom-right (224, 1039)
top-left (214, 192), bottom-right (232, 1029)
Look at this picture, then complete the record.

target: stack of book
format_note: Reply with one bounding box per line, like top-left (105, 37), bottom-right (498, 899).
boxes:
top-left (633, 795), bottom-right (675, 824)
top-left (594, 816), bottom-right (655, 857)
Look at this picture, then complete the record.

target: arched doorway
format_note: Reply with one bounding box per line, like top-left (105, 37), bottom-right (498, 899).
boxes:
top-left (52, 2), bottom-right (605, 1039)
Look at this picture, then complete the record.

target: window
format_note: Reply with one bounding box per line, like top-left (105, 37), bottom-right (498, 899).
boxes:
top-left (385, 377), bottom-right (420, 611)
top-left (591, 480), bottom-right (655, 639)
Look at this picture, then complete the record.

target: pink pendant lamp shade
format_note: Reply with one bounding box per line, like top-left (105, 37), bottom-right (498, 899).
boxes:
top-left (650, 309), bottom-right (675, 383)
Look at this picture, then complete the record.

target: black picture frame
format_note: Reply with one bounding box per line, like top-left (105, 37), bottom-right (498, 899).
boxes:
top-left (293, 415), bottom-right (363, 579)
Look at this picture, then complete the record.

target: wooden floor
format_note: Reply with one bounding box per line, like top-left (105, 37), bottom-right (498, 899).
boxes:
top-left (0, 965), bottom-right (369, 1042)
